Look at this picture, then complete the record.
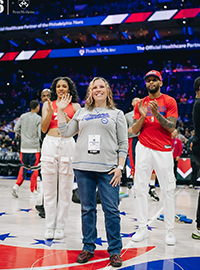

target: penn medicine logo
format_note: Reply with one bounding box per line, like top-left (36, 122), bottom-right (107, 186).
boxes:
top-left (18, 0), bottom-right (30, 9)
top-left (79, 49), bottom-right (85, 56)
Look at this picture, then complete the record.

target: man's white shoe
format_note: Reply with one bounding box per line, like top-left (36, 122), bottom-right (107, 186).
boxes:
top-left (54, 228), bottom-right (65, 240)
top-left (165, 229), bottom-right (176, 245)
top-left (44, 229), bottom-right (54, 239)
top-left (132, 227), bottom-right (148, 242)
top-left (12, 184), bottom-right (19, 198)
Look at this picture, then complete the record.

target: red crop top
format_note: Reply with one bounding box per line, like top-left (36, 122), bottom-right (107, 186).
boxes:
top-left (49, 100), bottom-right (75, 129)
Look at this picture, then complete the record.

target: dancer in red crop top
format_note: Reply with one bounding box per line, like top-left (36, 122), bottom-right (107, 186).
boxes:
top-left (41, 77), bottom-right (80, 240)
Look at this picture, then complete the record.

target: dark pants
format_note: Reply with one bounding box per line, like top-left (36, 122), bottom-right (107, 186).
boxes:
top-left (173, 159), bottom-right (178, 179)
top-left (191, 161), bottom-right (198, 187)
top-left (16, 152), bottom-right (40, 192)
top-left (193, 154), bottom-right (200, 228)
top-left (128, 137), bottom-right (139, 176)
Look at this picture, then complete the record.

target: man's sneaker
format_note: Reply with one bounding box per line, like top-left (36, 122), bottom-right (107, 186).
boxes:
top-left (132, 226), bottom-right (148, 242)
top-left (110, 254), bottom-right (122, 267)
top-left (54, 228), bottom-right (64, 240)
top-left (189, 184), bottom-right (194, 189)
top-left (165, 229), bottom-right (176, 245)
top-left (44, 228), bottom-right (54, 239)
top-left (76, 250), bottom-right (94, 263)
top-left (192, 228), bottom-right (200, 240)
top-left (149, 188), bottom-right (159, 201)
top-left (12, 184), bottom-right (19, 198)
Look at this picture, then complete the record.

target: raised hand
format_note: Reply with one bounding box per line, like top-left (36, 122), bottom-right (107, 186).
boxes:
top-left (57, 93), bottom-right (72, 111)
top-left (47, 99), bottom-right (53, 114)
top-left (138, 100), bottom-right (147, 118)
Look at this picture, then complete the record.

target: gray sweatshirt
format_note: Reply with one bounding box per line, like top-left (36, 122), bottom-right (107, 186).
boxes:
top-left (14, 112), bottom-right (41, 153)
top-left (58, 107), bottom-right (128, 172)
top-left (125, 110), bottom-right (139, 139)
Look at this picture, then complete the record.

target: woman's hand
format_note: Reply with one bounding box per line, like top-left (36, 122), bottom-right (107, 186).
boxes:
top-left (108, 168), bottom-right (122, 187)
top-left (47, 99), bottom-right (53, 115)
top-left (58, 94), bottom-right (72, 111)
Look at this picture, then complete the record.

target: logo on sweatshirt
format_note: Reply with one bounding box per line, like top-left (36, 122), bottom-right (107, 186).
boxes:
top-left (82, 113), bottom-right (109, 123)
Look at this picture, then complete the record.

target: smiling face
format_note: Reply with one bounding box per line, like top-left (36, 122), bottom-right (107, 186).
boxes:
top-left (145, 76), bottom-right (162, 94)
top-left (91, 78), bottom-right (108, 107)
top-left (56, 79), bottom-right (69, 100)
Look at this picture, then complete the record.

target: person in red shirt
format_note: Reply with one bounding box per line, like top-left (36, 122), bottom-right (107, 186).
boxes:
top-left (129, 70), bottom-right (178, 246)
top-left (171, 129), bottom-right (183, 180)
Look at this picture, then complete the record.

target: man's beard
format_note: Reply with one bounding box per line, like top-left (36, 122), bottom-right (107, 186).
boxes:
top-left (147, 85), bottom-right (159, 94)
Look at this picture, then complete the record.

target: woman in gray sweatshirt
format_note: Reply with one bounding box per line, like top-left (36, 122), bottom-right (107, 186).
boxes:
top-left (58, 77), bottom-right (128, 268)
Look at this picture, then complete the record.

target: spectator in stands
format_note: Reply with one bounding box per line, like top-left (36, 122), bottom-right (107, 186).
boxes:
top-left (0, 126), bottom-right (7, 138)
top-left (177, 127), bottom-right (188, 145)
top-left (191, 76), bottom-right (200, 240)
top-left (8, 122), bottom-right (16, 140)
top-left (187, 96), bottom-right (194, 104)
top-left (187, 130), bottom-right (198, 188)
top-left (0, 134), bottom-right (3, 148)
top-left (3, 135), bottom-right (12, 150)
top-left (171, 129), bottom-right (183, 180)
top-left (180, 93), bottom-right (187, 104)
top-left (184, 127), bottom-right (191, 139)
top-left (12, 100), bottom-right (41, 198)
top-left (183, 114), bottom-right (191, 127)
top-left (1, 143), bottom-right (8, 152)
top-left (11, 134), bottom-right (20, 152)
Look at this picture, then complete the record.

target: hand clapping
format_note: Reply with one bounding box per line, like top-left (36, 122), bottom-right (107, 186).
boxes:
top-left (149, 100), bottom-right (159, 116)
top-left (138, 100), bottom-right (147, 117)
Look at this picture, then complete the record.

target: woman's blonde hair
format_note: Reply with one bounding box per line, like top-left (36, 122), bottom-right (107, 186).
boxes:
top-left (85, 77), bottom-right (116, 110)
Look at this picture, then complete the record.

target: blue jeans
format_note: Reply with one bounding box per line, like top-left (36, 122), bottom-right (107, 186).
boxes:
top-left (74, 169), bottom-right (122, 256)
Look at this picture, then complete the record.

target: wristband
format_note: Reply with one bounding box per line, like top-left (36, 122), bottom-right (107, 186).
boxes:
top-left (117, 165), bottom-right (124, 172)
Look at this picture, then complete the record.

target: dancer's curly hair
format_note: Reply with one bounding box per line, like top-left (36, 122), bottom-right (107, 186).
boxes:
top-left (50, 76), bottom-right (78, 102)
top-left (85, 77), bottom-right (116, 110)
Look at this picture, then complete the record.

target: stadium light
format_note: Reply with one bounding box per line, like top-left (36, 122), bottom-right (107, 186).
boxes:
top-left (62, 36), bottom-right (72, 43)
top-left (122, 31), bottom-right (128, 39)
top-left (154, 29), bottom-right (161, 39)
top-left (91, 34), bottom-right (98, 40)
top-left (9, 40), bottom-right (18, 47)
top-left (35, 38), bottom-right (46, 45)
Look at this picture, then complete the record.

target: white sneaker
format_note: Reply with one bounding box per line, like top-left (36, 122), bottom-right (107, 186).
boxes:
top-left (132, 226), bottom-right (148, 242)
top-left (29, 190), bottom-right (39, 198)
top-left (54, 228), bottom-right (65, 240)
top-left (12, 184), bottom-right (19, 198)
top-left (44, 228), bottom-right (54, 239)
top-left (165, 229), bottom-right (176, 245)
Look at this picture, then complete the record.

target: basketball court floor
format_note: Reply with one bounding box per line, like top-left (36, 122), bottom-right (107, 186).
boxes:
top-left (0, 176), bottom-right (200, 270)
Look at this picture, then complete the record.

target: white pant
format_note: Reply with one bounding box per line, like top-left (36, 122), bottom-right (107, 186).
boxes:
top-left (134, 141), bottom-right (176, 230)
top-left (41, 135), bottom-right (75, 229)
